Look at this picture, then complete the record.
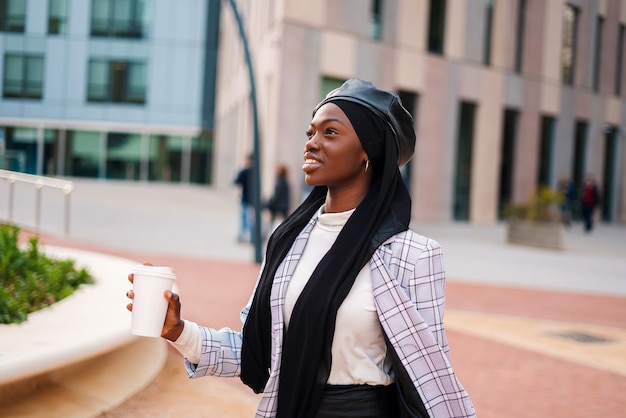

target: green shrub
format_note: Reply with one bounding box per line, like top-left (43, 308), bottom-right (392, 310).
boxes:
top-left (0, 224), bottom-right (94, 324)
top-left (504, 187), bottom-right (564, 223)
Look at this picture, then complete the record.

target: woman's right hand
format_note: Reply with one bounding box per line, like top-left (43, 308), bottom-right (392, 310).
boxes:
top-left (127, 266), bottom-right (185, 342)
top-left (161, 290), bottom-right (185, 341)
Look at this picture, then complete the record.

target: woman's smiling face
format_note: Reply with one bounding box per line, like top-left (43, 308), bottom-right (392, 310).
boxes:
top-left (303, 103), bottom-right (369, 193)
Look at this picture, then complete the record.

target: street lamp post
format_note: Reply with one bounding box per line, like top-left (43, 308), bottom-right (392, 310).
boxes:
top-left (225, 0), bottom-right (263, 263)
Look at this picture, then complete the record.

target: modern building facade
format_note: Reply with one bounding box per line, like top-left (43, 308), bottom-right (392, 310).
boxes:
top-left (0, 0), bottom-right (220, 184)
top-left (214, 0), bottom-right (626, 224)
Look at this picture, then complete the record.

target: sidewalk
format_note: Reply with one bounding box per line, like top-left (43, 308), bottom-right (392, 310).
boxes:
top-left (3, 179), bottom-right (626, 417)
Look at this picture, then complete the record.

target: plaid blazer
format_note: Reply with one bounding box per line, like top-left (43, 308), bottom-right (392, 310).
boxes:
top-left (185, 215), bottom-right (476, 418)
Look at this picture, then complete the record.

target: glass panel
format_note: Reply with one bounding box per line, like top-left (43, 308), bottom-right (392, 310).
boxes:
top-left (320, 76), bottom-right (344, 100)
top-left (106, 132), bottom-right (141, 180)
top-left (453, 102), bottom-right (475, 221)
top-left (91, 0), bottom-right (111, 36)
top-left (483, 0), bottom-right (493, 65)
top-left (65, 130), bottom-right (101, 177)
top-left (110, 60), bottom-right (128, 102)
top-left (3, 54), bottom-right (23, 97)
top-left (87, 59), bottom-right (109, 101)
top-left (112, 0), bottom-right (133, 36)
top-left (593, 17), bottom-right (604, 92)
top-left (7, 127), bottom-right (38, 174)
top-left (537, 116), bottom-right (554, 188)
top-left (515, 0), bottom-right (526, 72)
top-left (370, 0), bottom-right (382, 40)
top-left (127, 62), bottom-right (146, 103)
top-left (616, 25), bottom-right (625, 96)
top-left (148, 135), bottom-right (182, 182)
top-left (4, 0), bottom-right (26, 32)
top-left (562, 5), bottom-right (578, 85)
top-left (397, 90), bottom-right (417, 190)
top-left (571, 120), bottom-right (587, 220)
top-left (427, 0), bottom-right (446, 54)
top-left (498, 109), bottom-right (518, 219)
top-left (601, 128), bottom-right (618, 222)
top-left (43, 129), bottom-right (59, 175)
top-left (48, 0), bottom-right (68, 34)
top-left (25, 56), bottom-right (44, 99)
top-left (189, 134), bottom-right (212, 184)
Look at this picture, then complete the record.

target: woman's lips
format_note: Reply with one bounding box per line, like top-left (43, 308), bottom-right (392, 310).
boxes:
top-left (302, 158), bottom-right (321, 173)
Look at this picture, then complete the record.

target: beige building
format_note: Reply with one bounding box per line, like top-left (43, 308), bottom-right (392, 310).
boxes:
top-left (213, 0), bottom-right (626, 225)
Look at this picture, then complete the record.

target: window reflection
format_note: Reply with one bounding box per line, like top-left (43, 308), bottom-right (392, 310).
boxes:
top-left (106, 132), bottom-right (142, 180)
top-left (148, 135), bottom-right (182, 182)
top-left (64, 130), bottom-right (101, 178)
top-left (562, 5), bottom-right (579, 85)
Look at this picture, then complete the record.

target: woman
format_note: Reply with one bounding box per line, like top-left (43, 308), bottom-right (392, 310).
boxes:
top-left (127, 79), bottom-right (476, 418)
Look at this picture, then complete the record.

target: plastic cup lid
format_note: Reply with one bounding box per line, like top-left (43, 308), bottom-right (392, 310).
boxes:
top-left (131, 264), bottom-right (176, 280)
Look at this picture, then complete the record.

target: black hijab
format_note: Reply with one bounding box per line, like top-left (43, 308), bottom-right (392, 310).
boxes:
top-left (241, 99), bottom-right (412, 418)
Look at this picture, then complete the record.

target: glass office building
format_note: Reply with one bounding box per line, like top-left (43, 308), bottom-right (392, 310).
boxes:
top-left (0, 0), bottom-right (220, 184)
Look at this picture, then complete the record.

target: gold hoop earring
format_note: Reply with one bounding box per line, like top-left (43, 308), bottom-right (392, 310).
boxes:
top-left (365, 160), bottom-right (370, 173)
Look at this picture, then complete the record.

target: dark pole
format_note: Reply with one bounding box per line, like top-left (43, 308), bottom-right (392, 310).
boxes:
top-left (225, 0), bottom-right (263, 263)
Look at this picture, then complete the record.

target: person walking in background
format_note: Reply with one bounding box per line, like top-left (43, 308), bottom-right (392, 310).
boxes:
top-left (127, 79), bottom-right (475, 417)
top-left (234, 154), bottom-right (254, 243)
top-left (266, 164), bottom-right (291, 233)
top-left (581, 174), bottom-right (600, 233)
top-left (558, 175), bottom-right (577, 226)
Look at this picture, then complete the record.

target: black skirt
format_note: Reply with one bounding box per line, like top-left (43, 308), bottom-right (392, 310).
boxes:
top-left (315, 384), bottom-right (399, 418)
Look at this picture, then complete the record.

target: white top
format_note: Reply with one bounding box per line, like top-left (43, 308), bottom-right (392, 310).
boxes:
top-left (171, 206), bottom-right (392, 385)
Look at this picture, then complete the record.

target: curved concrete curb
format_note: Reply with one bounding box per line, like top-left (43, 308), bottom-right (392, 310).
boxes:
top-left (0, 246), bottom-right (169, 417)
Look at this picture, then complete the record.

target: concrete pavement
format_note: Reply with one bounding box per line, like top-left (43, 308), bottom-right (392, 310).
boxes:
top-left (2, 178), bottom-right (626, 417)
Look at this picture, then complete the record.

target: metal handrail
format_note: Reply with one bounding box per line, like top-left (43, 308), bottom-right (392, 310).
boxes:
top-left (0, 169), bottom-right (74, 236)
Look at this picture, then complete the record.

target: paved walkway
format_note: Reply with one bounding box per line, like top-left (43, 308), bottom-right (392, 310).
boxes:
top-left (3, 179), bottom-right (626, 417)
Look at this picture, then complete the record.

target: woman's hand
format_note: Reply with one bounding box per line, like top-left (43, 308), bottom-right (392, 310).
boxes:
top-left (126, 263), bottom-right (185, 342)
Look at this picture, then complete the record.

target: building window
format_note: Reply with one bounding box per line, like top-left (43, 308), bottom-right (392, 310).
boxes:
top-left (87, 59), bottom-right (147, 104)
top-left (453, 101), bottom-right (476, 221)
top-left (483, 0), bottom-right (494, 65)
top-left (499, 109), bottom-right (518, 219)
top-left (561, 4), bottom-right (579, 85)
top-left (63, 130), bottom-right (102, 178)
top-left (90, 0), bottom-right (148, 39)
top-left (615, 24), bottom-right (624, 96)
top-left (371, 0), bottom-right (382, 40)
top-left (572, 120), bottom-right (587, 220)
top-left (515, 0), bottom-right (526, 72)
top-left (601, 127), bottom-right (618, 221)
top-left (537, 115), bottom-right (555, 188)
top-left (320, 76), bottom-right (345, 99)
top-left (427, 0), bottom-right (446, 54)
top-left (49, 0), bottom-right (69, 35)
top-left (106, 132), bottom-right (142, 180)
top-left (593, 16), bottom-right (604, 92)
top-left (397, 90), bottom-right (418, 191)
top-left (148, 135), bottom-right (182, 182)
top-left (0, 0), bottom-right (26, 33)
top-left (2, 54), bottom-right (45, 99)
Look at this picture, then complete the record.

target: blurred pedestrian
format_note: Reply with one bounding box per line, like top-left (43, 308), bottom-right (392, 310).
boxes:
top-left (234, 154), bottom-right (254, 243)
top-left (266, 164), bottom-right (290, 233)
top-left (558, 175), bottom-right (577, 226)
top-left (580, 174), bottom-right (600, 233)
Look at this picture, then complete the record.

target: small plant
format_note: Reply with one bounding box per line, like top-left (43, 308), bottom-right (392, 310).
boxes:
top-left (504, 187), bottom-right (564, 223)
top-left (0, 224), bottom-right (94, 324)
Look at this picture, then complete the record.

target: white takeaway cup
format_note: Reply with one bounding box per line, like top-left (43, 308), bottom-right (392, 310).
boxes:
top-left (130, 265), bottom-right (176, 337)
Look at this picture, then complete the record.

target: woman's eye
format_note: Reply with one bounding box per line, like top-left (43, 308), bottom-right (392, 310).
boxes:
top-left (305, 130), bottom-right (314, 139)
top-left (325, 128), bottom-right (337, 135)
